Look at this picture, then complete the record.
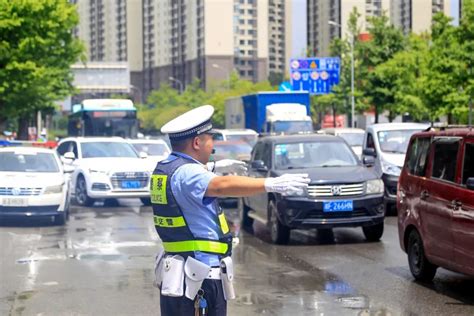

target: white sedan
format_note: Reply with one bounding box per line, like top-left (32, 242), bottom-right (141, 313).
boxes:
top-left (127, 138), bottom-right (171, 172)
top-left (57, 137), bottom-right (151, 206)
top-left (0, 146), bottom-right (72, 224)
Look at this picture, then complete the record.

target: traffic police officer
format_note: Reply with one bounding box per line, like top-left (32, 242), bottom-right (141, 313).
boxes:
top-left (151, 105), bottom-right (310, 316)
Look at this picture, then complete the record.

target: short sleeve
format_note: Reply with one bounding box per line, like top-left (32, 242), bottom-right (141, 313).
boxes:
top-left (171, 164), bottom-right (217, 205)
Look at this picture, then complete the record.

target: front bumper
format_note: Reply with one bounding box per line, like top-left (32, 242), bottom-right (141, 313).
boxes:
top-left (88, 189), bottom-right (150, 199)
top-left (276, 195), bottom-right (385, 229)
top-left (381, 173), bottom-right (399, 204)
top-left (0, 204), bottom-right (62, 217)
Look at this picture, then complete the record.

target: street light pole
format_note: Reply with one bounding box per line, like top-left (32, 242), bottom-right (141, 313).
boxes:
top-left (212, 63), bottom-right (230, 89)
top-left (329, 20), bottom-right (355, 128)
top-left (169, 76), bottom-right (183, 94)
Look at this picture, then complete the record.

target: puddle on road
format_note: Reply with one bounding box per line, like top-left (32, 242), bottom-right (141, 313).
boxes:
top-left (76, 253), bottom-right (128, 261)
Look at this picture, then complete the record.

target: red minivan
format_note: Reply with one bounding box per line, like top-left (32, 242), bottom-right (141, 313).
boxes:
top-left (397, 128), bottom-right (474, 281)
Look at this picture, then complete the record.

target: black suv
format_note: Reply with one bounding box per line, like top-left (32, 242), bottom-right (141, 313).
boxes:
top-left (239, 134), bottom-right (385, 244)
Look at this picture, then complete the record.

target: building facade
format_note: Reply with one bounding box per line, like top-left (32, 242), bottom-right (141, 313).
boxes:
top-left (307, 0), bottom-right (460, 57)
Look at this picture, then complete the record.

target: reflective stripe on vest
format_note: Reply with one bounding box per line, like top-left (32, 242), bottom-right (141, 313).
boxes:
top-left (218, 213), bottom-right (229, 234)
top-left (154, 215), bottom-right (186, 228)
top-left (162, 240), bottom-right (229, 254)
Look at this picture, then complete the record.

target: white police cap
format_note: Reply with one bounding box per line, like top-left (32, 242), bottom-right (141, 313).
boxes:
top-left (161, 105), bottom-right (216, 140)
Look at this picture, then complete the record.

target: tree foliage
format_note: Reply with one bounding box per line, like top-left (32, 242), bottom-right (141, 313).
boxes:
top-left (0, 0), bottom-right (85, 138)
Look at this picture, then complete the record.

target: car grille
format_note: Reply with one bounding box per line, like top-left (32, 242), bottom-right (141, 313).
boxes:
top-left (306, 209), bottom-right (368, 219)
top-left (110, 172), bottom-right (149, 189)
top-left (307, 183), bottom-right (365, 197)
top-left (0, 187), bottom-right (43, 196)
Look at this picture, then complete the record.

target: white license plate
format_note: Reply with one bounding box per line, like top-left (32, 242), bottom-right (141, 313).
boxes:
top-left (2, 198), bottom-right (28, 207)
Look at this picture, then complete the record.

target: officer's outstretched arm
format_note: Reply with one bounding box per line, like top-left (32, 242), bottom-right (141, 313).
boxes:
top-left (205, 174), bottom-right (310, 197)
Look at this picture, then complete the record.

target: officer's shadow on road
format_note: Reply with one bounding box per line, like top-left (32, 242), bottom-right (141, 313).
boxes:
top-left (249, 221), bottom-right (370, 246)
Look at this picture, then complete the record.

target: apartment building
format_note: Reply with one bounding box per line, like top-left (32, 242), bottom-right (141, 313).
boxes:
top-left (71, 0), bottom-right (143, 96)
top-left (73, 0), bottom-right (304, 96)
top-left (390, 0), bottom-right (456, 34)
top-left (307, 0), bottom-right (390, 57)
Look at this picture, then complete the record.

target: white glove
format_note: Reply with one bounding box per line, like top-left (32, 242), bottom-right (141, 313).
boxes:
top-left (264, 173), bottom-right (311, 195)
top-left (207, 159), bottom-right (248, 174)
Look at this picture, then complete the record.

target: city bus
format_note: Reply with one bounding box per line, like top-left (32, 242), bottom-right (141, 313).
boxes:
top-left (68, 99), bottom-right (139, 138)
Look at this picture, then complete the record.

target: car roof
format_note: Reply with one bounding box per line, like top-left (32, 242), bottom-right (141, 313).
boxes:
top-left (127, 138), bottom-right (168, 144)
top-left (412, 127), bottom-right (474, 138)
top-left (367, 122), bottom-right (430, 133)
top-left (259, 133), bottom-right (344, 143)
top-left (212, 128), bottom-right (257, 135)
top-left (59, 137), bottom-right (126, 143)
top-left (0, 146), bottom-right (56, 154)
top-left (321, 128), bottom-right (365, 134)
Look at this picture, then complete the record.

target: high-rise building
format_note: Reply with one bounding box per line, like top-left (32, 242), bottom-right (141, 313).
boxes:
top-left (390, 0), bottom-right (454, 34)
top-left (307, 0), bottom-right (390, 57)
top-left (307, 0), bottom-right (461, 57)
top-left (71, 0), bottom-right (143, 96)
top-left (73, 0), bottom-right (305, 97)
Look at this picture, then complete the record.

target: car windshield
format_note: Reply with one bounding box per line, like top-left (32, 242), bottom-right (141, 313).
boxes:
top-left (212, 142), bottom-right (253, 161)
top-left (0, 152), bottom-right (59, 172)
top-left (132, 143), bottom-right (170, 156)
top-left (275, 141), bottom-right (358, 169)
top-left (81, 142), bottom-right (138, 158)
top-left (338, 133), bottom-right (364, 147)
top-left (225, 134), bottom-right (257, 146)
top-left (377, 130), bottom-right (421, 154)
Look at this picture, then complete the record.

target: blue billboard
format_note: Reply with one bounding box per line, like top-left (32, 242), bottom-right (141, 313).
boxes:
top-left (289, 57), bottom-right (340, 95)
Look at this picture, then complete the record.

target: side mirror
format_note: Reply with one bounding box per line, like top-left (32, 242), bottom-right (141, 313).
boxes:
top-left (467, 177), bottom-right (474, 190)
top-left (63, 164), bottom-right (75, 173)
top-left (251, 160), bottom-right (268, 172)
top-left (363, 148), bottom-right (376, 157)
top-left (139, 152), bottom-right (148, 159)
top-left (363, 156), bottom-right (375, 167)
top-left (61, 152), bottom-right (75, 165)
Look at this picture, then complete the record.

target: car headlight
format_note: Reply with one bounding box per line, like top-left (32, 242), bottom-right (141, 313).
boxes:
top-left (282, 187), bottom-right (308, 197)
top-left (89, 168), bottom-right (108, 175)
top-left (366, 179), bottom-right (384, 194)
top-left (381, 161), bottom-right (401, 176)
top-left (44, 184), bottom-right (64, 194)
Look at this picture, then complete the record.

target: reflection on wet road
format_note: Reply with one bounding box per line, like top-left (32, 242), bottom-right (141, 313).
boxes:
top-left (1, 200), bottom-right (473, 315)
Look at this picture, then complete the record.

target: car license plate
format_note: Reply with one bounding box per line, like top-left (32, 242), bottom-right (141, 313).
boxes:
top-left (121, 180), bottom-right (141, 189)
top-left (323, 200), bottom-right (353, 212)
top-left (2, 197), bottom-right (28, 207)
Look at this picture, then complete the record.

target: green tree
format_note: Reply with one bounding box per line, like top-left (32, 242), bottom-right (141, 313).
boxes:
top-left (0, 0), bottom-right (85, 139)
top-left (419, 13), bottom-right (467, 123)
top-left (328, 8), bottom-right (367, 123)
top-left (358, 13), bottom-right (406, 122)
top-left (374, 34), bottom-right (430, 121)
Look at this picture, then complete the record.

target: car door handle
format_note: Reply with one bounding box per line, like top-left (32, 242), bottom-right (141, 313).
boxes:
top-left (451, 200), bottom-right (462, 210)
top-left (420, 190), bottom-right (429, 200)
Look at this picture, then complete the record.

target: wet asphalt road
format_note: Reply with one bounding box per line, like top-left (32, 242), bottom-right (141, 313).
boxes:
top-left (1, 200), bottom-right (473, 316)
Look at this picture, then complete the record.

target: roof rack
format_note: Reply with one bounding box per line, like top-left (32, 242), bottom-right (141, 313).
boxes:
top-left (431, 123), bottom-right (472, 131)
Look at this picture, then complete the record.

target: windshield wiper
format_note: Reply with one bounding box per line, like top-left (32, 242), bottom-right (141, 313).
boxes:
top-left (319, 164), bottom-right (344, 168)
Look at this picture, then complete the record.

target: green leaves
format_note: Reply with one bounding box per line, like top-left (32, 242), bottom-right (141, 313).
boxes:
top-left (0, 0), bottom-right (85, 129)
top-left (327, 1), bottom-right (474, 124)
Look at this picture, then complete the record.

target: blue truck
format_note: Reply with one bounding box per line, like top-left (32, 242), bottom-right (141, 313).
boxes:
top-left (225, 91), bottom-right (312, 134)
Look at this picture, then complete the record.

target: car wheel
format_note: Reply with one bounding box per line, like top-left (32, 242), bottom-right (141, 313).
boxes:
top-left (238, 198), bottom-right (253, 230)
top-left (362, 222), bottom-right (384, 242)
top-left (140, 197), bottom-right (152, 206)
top-left (408, 230), bottom-right (437, 282)
top-left (268, 200), bottom-right (290, 245)
top-left (75, 175), bottom-right (94, 207)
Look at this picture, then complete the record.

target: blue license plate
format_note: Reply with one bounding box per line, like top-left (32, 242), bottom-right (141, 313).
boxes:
top-left (323, 200), bottom-right (353, 212)
top-left (121, 181), bottom-right (141, 189)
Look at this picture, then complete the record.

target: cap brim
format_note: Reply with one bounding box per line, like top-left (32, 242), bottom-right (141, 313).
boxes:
top-left (204, 129), bottom-right (218, 135)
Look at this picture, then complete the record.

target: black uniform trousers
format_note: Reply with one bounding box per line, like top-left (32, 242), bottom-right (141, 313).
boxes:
top-left (160, 279), bottom-right (227, 316)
